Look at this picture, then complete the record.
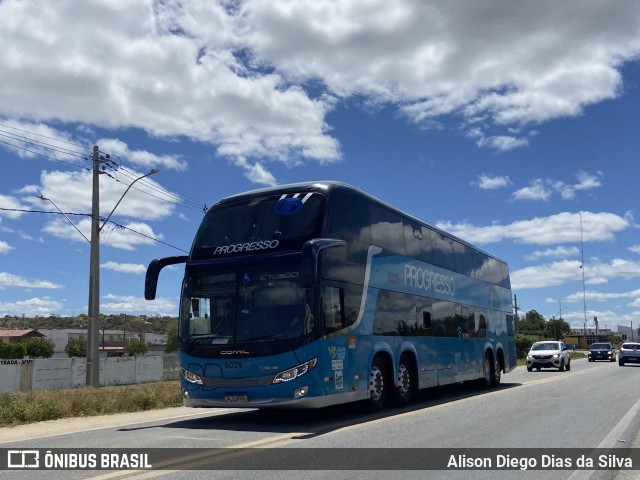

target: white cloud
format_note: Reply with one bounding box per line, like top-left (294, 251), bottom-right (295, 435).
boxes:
top-left (564, 288), bottom-right (640, 303)
top-left (436, 211), bottom-right (631, 246)
top-left (102, 293), bottom-right (176, 315)
top-left (1, 1), bottom-right (639, 179)
top-left (0, 296), bottom-right (64, 317)
top-left (16, 167), bottom-right (175, 249)
top-left (511, 260), bottom-right (582, 290)
top-left (41, 217), bottom-right (165, 251)
top-left (478, 135), bottom-right (529, 152)
top-left (629, 245), bottom-right (640, 254)
top-left (101, 261), bottom-right (146, 274)
top-left (555, 171), bottom-right (603, 199)
top-left (0, 272), bottom-right (62, 289)
top-left (28, 169), bottom-right (174, 222)
top-left (513, 179), bottom-right (551, 201)
top-left (475, 174), bottom-right (512, 190)
top-left (97, 138), bottom-right (188, 172)
top-left (525, 246), bottom-right (580, 261)
top-left (0, 120), bottom-right (90, 166)
top-left (0, 240), bottom-right (13, 254)
top-left (512, 258), bottom-right (640, 290)
top-left (0, 194), bottom-right (28, 220)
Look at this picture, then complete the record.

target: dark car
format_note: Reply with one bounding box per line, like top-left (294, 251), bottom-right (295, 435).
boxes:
top-left (588, 343), bottom-right (616, 362)
top-left (619, 342), bottom-right (640, 366)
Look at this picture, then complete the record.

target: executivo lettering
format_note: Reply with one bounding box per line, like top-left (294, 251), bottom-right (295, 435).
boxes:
top-left (404, 264), bottom-right (455, 296)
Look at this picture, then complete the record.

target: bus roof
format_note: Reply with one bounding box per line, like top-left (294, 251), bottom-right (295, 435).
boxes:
top-left (212, 181), bottom-right (508, 265)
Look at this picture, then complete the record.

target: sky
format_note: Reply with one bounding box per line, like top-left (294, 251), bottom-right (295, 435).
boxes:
top-left (0, 1), bottom-right (639, 333)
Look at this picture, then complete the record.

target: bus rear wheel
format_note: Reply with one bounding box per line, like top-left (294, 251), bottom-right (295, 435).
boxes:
top-left (390, 355), bottom-right (414, 407)
top-left (479, 352), bottom-right (500, 388)
top-left (365, 356), bottom-right (388, 412)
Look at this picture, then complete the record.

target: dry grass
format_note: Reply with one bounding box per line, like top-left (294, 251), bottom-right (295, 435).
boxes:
top-left (0, 381), bottom-right (182, 427)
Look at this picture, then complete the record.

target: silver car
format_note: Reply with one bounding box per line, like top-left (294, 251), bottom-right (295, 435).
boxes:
top-left (618, 342), bottom-right (640, 366)
top-left (526, 341), bottom-right (571, 372)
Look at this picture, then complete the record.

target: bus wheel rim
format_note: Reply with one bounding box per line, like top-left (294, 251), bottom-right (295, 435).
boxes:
top-left (370, 366), bottom-right (384, 401)
top-left (397, 363), bottom-right (411, 397)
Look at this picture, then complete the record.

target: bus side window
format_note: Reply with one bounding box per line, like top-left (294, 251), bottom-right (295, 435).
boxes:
top-left (189, 298), bottom-right (211, 334)
top-left (323, 285), bottom-right (345, 334)
top-left (422, 311), bottom-right (432, 329)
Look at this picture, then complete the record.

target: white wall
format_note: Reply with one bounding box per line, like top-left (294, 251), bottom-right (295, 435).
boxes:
top-left (0, 355), bottom-right (179, 392)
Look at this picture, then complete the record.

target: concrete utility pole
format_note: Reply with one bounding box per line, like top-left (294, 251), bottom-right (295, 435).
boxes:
top-left (87, 146), bottom-right (101, 387)
top-left (85, 146), bottom-right (159, 387)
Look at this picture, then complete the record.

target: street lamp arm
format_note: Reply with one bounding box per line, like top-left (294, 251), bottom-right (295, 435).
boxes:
top-left (99, 169), bottom-right (159, 232)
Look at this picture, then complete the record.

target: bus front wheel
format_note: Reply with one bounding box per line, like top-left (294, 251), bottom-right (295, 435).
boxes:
top-left (365, 356), bottom-right (388, 412)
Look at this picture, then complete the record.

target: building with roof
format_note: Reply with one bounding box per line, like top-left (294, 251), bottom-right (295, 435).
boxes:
top-left (0, 329), bottom-right (46, 344)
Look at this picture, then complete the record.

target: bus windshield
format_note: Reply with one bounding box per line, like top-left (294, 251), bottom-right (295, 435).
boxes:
top-left (191, 193), bottom-right (325, 260)
top-left (181, 262), bottom-right (313, 347)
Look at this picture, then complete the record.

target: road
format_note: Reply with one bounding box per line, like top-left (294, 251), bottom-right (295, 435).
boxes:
top-left (2, 357), bottom-right (640, 480)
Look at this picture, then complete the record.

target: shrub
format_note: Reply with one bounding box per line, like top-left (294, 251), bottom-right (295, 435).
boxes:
top-left (126, 338), bottom-right (149, 356)
top-left (516, 334), bottom-right (535, 359)
top-left (0, 343), bottom-right (27, 359)
top-left (21, 337), bottom-right (55, 358)
top-left (65, 339), bottom-right (87, 357)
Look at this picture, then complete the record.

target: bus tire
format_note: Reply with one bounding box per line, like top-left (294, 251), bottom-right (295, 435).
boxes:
top-left (492, 354), bottom-right (502, 387)
top-left (479, 352), bottom-right (497, 389)
top-left (390, 354), bottom-right (414, 407)
top-left (365, 356), bottom-right (388, 412)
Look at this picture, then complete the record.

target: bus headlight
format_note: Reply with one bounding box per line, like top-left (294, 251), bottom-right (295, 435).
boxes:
top-left (181, 367), bottom-right (203, 385)
top-left (273, 358), bottom-right (317, 383)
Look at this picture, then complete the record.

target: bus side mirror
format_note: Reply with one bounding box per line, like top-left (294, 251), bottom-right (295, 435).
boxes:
top-left (145, 255), bottom-right (188, 300)
top-left (301, 239), bottom-right (346, 288)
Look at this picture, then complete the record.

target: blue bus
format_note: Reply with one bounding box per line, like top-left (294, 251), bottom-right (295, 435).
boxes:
top-left (145, 182), bottom-right (516, 410)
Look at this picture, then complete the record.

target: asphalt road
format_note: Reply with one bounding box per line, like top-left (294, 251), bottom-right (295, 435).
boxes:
top-left (2, 357), bottom-right (640, 480)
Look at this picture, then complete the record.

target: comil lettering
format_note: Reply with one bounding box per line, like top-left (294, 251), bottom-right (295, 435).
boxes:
top-left (213, 240), bottom-right (279, 255)
top-left (404, 264), bottom-right (455, 296)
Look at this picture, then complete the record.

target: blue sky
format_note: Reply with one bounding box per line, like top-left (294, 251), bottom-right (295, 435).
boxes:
top-left (0, 1), bottom-right (639, 332)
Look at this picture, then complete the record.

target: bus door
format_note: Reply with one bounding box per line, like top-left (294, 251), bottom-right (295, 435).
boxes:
top-left (321, 285), bottom-right (351, 395)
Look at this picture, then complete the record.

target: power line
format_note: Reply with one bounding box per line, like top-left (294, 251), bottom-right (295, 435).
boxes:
top-left (114, 164), bottom-right (208, 212)
top-left (0, 123), bottom-right (208, 213)
top-left (0, 207), bottom-right (90, 217)
top-left (105, 220), bottom-right (189, 253)
top-left (0, 128), bottom-right (90, 160)
top-left (0, 137), bottom-right (91, 171)
top-left (0, 122), bottom-right (89, 149)
top-left (0, 206), bottom-right (189, 253)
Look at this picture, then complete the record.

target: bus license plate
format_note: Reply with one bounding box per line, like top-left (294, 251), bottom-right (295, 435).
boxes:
top-left (224, 394), bottom-right (248, 404)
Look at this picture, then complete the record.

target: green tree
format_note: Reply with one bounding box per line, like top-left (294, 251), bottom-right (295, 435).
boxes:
top-left (518, 309), bottom-right (546, 334)
top-left (126, 338), bottom-right (149, 356)
top-left (516, 334), bottom-right (535, 359)
top-left (22, 337), bottom-right (55, 358)
top-left (544, 318), bottom-right (571, 340)
top-left (164, 321), bottom-right (178, 353)
top-left (65, 339), bottom-right (87, 358)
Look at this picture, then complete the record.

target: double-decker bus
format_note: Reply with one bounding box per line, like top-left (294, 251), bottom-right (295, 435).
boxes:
top-left (145, 181), bottom-right (516, 410)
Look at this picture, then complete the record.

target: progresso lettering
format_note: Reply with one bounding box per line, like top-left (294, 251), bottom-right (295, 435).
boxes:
top-left (404, 264), bottom-right (455, 296)
top-left (213, 240), bottom-right (280, 256)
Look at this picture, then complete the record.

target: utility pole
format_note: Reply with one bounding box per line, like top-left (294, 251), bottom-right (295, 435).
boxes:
top-left (87, 146), bottom-right (101, 387)
top-left (85, 147), bottom-right (159, 387)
